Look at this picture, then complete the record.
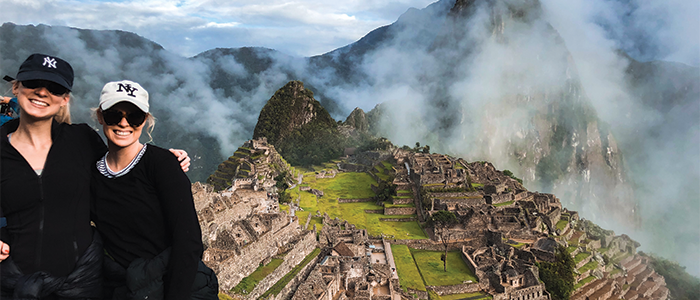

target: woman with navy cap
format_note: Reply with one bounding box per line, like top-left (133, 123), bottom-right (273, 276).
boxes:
top-left (0, 54), bottom-right (190, 299)
top-left (91, 80), bottom-right (218, 300)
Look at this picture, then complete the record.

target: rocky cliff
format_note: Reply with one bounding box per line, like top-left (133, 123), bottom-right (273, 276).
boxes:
top-left (365, 0), bottom-right (638, 227)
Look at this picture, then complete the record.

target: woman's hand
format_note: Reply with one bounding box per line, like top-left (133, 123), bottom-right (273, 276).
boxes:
top-left (0, 241), bottom-right (9, 261)
top-left (169, 148), bottom-right (191, 172)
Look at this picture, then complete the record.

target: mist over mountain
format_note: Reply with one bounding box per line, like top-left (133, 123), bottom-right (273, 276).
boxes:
top-left (0, 0), bottom-right (697, 275)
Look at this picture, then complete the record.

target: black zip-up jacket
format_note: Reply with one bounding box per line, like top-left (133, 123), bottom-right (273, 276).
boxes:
top-left (1, 119), bottom-right (106, 277)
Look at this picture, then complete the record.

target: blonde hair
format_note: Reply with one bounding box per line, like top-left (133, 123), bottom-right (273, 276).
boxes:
top-left (55, 100), bottom-right (72, 124)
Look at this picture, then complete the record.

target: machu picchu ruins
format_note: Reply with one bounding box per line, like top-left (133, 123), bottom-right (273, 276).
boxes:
top-left (193, 137), bottom-right (673, 300)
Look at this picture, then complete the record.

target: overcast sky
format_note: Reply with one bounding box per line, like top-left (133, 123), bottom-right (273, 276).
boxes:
top-left (0, 0), bottom-right (438, 57)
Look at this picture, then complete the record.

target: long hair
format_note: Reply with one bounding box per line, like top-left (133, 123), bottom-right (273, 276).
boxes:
top-left (54, 101), bottom-right (71, 124)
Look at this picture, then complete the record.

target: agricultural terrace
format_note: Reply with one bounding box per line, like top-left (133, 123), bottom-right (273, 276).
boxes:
top-left (372, 161), bottom-right (394, 181)
top-left (410, 249), bottom-right (479, 286)
top-left (393, 245), bottom-right (483, 298)
top-left (289, 171), bottom-right (427, 239)
top-left (430, 291), bottom-right (493, 300)
top-left (391, 245), bottom-right (427, 292)
top-left (259, 248), bottom-right (321, 299)
top-left (232, 258), bottom-right (284, 294)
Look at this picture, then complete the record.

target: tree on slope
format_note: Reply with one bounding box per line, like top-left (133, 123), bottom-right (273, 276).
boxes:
top-left (429, 210), bottom-right (457, 272)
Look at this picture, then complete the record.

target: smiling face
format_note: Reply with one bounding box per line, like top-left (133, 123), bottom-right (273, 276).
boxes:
top-left (13, 80), bottom-right (70, 120)
top-left (97, 102), bottom-right (147, 151)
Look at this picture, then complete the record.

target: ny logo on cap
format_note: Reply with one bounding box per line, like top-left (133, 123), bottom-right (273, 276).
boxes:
top-left (116, 83), bottom-right (138, 97)
top-left (43, 57), bottom-right (57, 69)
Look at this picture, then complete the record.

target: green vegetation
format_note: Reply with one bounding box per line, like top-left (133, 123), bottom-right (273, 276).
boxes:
top-left (410, 249), bottom-right (478, 286)
top-left (471, 183), bottom-right (484, 188)
top-left (576, 219), bottom-right (614, 241)
top-left (578, 261), bottom-right (598, 273)
top-left (493, 201), bottom-right (514, 207)
top-left (502, 169), bottom-right (523, 184)
top-left (307, 216), bottom-right (323, 232)
top-left (259, 248), bottom-right (321, 298)
top-left (373, 181), bottom-right (397, 202)
top-left (384, 203), bottom-right (415, 208)
top-left (537, 246), bottom-right (575, 300)
top-left (218, 293), bottom-right (233, 300)
top-left (647, 254), bottom-right (700, 300)
top-left (574, 252), bottom-right (591, 264)
top-left (505, 240), bottom-right (527, 249)
top-left (290, 172), bottom-right (426, 239)
top-left (279, 204), bottom-right (289, 213)
top-left (252, 81), bottom-right (346, 167)
top-left (232, 258), bottom-right (284, 294)
top-left (392, 244), bottom-right (427, 292)
top-left (556, 219), bottom-right (569, 231)
top-left (430, 292), bottom-right (492, 300)
top-left (573, 276), bottom-right (596, 290)
top-left (397, 190), bottom-right (412, 195)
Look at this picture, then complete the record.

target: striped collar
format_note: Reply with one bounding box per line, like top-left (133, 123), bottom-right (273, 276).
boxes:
top-left (97, 144), bottom-right (148, 178)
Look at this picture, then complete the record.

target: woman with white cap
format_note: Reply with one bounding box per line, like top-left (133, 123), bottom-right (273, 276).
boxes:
top-left (91, 80), bottom-right (217, 300)
top-left (0, 54), bottom-right (190, 300)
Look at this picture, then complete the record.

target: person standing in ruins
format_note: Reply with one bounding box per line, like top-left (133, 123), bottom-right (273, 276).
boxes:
top-left (91, 80), bottom-right (218, 300)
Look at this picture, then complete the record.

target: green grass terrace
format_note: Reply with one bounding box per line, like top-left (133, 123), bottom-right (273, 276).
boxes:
top-left (578, 260), bottom-right (599, 274)
top-left (430, 291), bottom-right (493, 300)
top-left (556, 219), bottom-right (569, 231)
top-left (391, 244), bottom-right (427, 292)
top-left (410, 249), bottom-right (478, 286)
top-left (574, 275), bottom-right (596, 290)
top-left (258, 248), bottom-right (321, 299)
top-left (290, 171), bottom-right (427, 239)
top-left (574, 252), bottom-right (591, 264)
top-left (232, 258), bottom-right (284, 295)
top-left (493, 201), bottom-right (514, 207)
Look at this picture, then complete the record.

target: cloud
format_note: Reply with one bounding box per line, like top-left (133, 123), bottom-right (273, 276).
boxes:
top-left (0, 0), bottom-right (438, 57)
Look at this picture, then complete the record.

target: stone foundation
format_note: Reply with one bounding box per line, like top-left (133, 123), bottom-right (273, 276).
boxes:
top-left (384, 207), bottom-right (416, 215)
top-left (338, 198), bottom-right (374, 203)
top-left (245, 230), bottom-right (318, 299)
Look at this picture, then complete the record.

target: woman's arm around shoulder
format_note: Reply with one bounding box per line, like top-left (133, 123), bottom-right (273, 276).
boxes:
top-left (147, 145), bottom-right (203, 300)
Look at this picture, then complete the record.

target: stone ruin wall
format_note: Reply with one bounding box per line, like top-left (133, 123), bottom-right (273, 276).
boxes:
top-left (244, 230), bottom-right (318, 299)
top-left (503, 285), bottom-right (549, 300)
top-left (427, 282), bottom-right (484, 296)
top-left (391, 197), bottom-right (413, 205)
top-left (384, 207), bottom-right (416, 215)
top-left (264, 250), bottom-right (325, 300)
top-left (488, 193), bottom-right (512, 204)
top-left (542, 207), bottom-right (562, 231)
top-left (206, 216), bottom-right (301, 291)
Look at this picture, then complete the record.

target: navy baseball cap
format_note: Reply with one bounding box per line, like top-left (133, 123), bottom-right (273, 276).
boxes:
top-left (14, 54), bottom-right (74, 91)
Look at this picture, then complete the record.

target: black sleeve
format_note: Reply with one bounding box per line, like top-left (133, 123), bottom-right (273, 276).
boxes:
top-left (150, 147), bottom-right (203, 300)
top-left (80, 124), bottom-right (107, 161)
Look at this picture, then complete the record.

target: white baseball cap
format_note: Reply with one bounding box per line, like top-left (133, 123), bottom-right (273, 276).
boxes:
top-left (99, 80), bottom-right (149, 113)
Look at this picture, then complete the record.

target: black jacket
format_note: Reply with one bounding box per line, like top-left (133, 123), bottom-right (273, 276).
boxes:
top-left (1, 119), bottom-right (106, 277)
top-left (1, 230), bottom-right (103, 299)
top-left (103, 248), bottom-right (218, 300)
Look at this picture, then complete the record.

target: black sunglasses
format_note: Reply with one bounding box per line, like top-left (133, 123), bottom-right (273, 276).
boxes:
top-left (21, 80), bottom-right (69, 96)
top-left (102, 109), bottom-right (147, 127)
